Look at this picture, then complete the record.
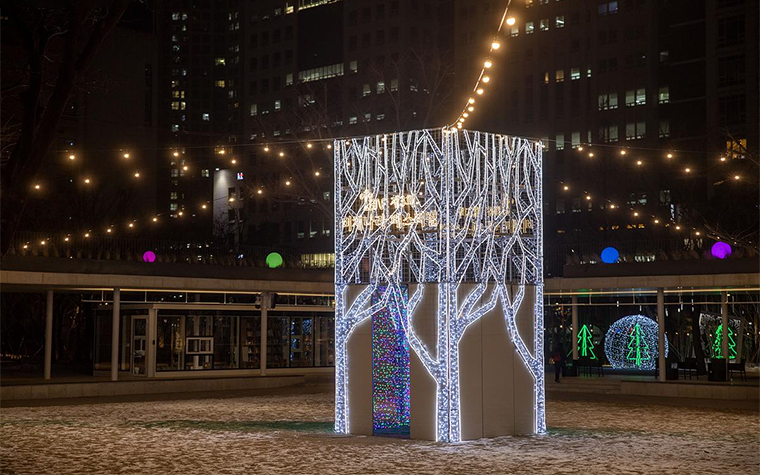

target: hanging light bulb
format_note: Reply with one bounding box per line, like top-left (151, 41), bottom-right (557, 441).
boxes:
top-left (468, 98), bottom-right (476, 104)
top-left (620, 150), bottom-right (626, 155)
top-left (257, 189), bottom-right (263, 194)
top-left (482, 76), bottom-right (490, 83)
top-left (285, 180), bottom-right (291, 186)
top-left (667, 153), bottom-right (673, 159)
top-left (563, 185), bottom-right (569, 191)
top-left (279, 151), bottom-right (285, 157)
top-left (506, 17), bottom-right (516, 26)
top-left (134, 172), bottom-right (140, 178)
top-left (484, 60), bottom-right (492, 68)
top-left (173, 151), bottom-right (180, 157)
top-left (306, 142), bottom-right (313, 149)
top-left (152, 217), bottom-right (158, 222)
top-left (315, 171), bottom-right (321, 176)
top-left (463, 113), bottom-right (469, 118)
top-left (264, 146), bottom-right (270, 152)
top-left (69, 154), bottom-right (76, 160)
top-left (476, 88), bottom-right (484, 95)
top-left (636, 160), bottom-right (642, 166)
top-left (468, 106), bottom-right (474, 112)
top-left (491, 41), bottom-right (501, 50)
top-left (327, 144), bottom-right (333, 150)
top-left (123, 152), bottom-right (130, 159)
top-left (34, 184), bottom-right (41, 190)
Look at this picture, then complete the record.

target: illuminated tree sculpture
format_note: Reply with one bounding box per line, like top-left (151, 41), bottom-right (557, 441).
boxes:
top-left (604, 315), bottom-right (667, 370)
top-left (712, 324), bottom-right (737, 359)
top-left (334, 128), bottom-right (544, 442)
top-left (577, 324), bottom-right (597, 359)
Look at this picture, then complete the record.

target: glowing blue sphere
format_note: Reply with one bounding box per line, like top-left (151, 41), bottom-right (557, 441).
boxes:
top-left (600, 247), bottom-right (619, 264)
top-left (604, 315), bottom-right (668, 370)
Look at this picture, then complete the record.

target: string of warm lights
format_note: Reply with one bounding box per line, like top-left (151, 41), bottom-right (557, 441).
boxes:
top-left (20, 134), bottom-right (750, 250)
top-left (451, 0), bottom-right (516, 128)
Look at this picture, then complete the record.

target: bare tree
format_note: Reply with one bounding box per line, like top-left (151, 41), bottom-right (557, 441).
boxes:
top-left (1, 0), bottom-right (133, 257)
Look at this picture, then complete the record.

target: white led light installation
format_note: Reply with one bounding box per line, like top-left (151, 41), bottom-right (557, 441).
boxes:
top-left (334, 128), bottom-right (544, 442)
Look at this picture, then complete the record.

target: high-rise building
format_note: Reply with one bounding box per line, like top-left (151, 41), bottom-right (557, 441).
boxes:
top-left (457, 0), bottom-right (758, 253)
top-left (208, 0), bottom-right (455, 256)
top-left (156, 0), bottom-right (245, 240)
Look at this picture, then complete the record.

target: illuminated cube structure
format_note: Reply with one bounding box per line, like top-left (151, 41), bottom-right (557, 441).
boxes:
top-left (333, 128), bottom-right (545, 442)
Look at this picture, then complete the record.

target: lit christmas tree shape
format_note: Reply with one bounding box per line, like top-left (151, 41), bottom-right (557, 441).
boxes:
top-left (699, 313), bottom-right (741, 360)
top-left (604, 315), bottom-right (667, 370)
top-left (626, 323), bottom-right (651, 367)
top-left (334, 128), bottom-right (544, 442)
top-left (711, 324), bottom-right (737, 360)
top-left (577, 324), bottom-right (597, 360)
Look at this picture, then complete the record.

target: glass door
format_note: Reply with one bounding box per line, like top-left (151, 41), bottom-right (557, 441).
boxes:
top-left (131, 316), bottom-right (148, 375)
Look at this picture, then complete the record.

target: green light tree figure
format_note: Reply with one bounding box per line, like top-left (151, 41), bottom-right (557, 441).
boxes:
top-left (626, 323), bottom-right (651, 368)
top-left (577, 325), bottom-right (597, 360)
top-left (712, 324), bottom-right (737, 359)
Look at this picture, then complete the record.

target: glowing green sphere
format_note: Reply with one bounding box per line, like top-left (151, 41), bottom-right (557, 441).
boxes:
top-left (266, 252), bottom-right (283, 268)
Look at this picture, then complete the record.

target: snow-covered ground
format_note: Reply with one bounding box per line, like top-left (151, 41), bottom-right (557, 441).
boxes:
top-left (1, 392), bottom-right (757, 475)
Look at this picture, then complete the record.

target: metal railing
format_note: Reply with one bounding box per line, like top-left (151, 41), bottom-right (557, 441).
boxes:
top-left (9, 232), bottom-right (744, 275)
top-left (9, 231), bottom-right (303, 268)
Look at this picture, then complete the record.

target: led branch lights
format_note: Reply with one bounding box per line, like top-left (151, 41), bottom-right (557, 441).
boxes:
top-left (334, 129), bottom-right (545, 442)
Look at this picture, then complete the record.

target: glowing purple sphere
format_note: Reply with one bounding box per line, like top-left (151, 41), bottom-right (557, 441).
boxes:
top-left (710, 241), bottom-right (732, 259)
top-left (142, 251), bottom-right (156, 263)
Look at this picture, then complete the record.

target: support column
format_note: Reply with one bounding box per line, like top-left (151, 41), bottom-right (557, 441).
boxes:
top-left (260, 292), bottom-right (268, 376)
top-left (657, 288), bottom-right (666, 382)
top-left (44, 291), bottom-right (53, 380)
top-left (111, 288), bottom-right (121, 381)
top-left (721, 291), bottom-right (729, 376)
top-left (571, 296), bottom-right (579, 361)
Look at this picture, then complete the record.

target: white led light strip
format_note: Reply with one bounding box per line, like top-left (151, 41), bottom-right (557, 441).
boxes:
top-left (334, 128), bottom-right (544, 441)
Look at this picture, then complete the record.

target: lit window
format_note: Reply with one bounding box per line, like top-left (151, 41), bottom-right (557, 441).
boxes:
top-left (215, 80), bottom-right (226, 87)
top-left (587, 68), bottom-right (592, 78)
top-left (543, 72), bottom-right (549, 84)
top-left (555, 70), bottom-right (564, 82)
top-left (171, 124), bottom-right (179, 132)
top-left (285, 73), bottom-right (293, 86)
top-left (658, 86), bottom-right (669, 104)
top-left (349, 60), bottom-right (358, 73)
top-left (170, 192), bottom-right (178, 200)
top-left (250, 104), bottom-right (258, 116)
top-left (540, 19), bottom-right (549, 31)
top-left (625, 121), bottom-right (646, 140)
top-left (570, 67), bottom-right (580, 80)
top-left (202, 113), bottom-right (210, 121)
top-left (636, 88), bottom-right (646, 105)
top-left (376, 81), bottom-right (385, 94)
top-left (526, 22), bottom-right (534, 34)
top-left (510, 26), bottom-right (519, 37)
top-left (555, 133), bottom-right (565, 150)
top-left (555, 15), bottom-right (565, 28)
top-left (376, 113), bottom-right (385, 121)
top-left (363, 112), bottom-right (371, 122)
top-left (215, 58), bottom-right (226, 66)
top-left (171, 169), bottom-right (179, 177)
top-left (598, 92), bottom-right (618, 110)
top-left (274, 100), bottom-right (281, 110)
top-left (571, 132), bottom-right (581, 148)
top-left (201, 169), bottom-right (210, 177)
top-left (349, 116), bottom-right (358, 125)
top-left (362, 84), bottom-right (371, 97)
top-left (170, 202), bottom-right (178, 211)
top-left (390, 78), bottom-right (399, 92)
